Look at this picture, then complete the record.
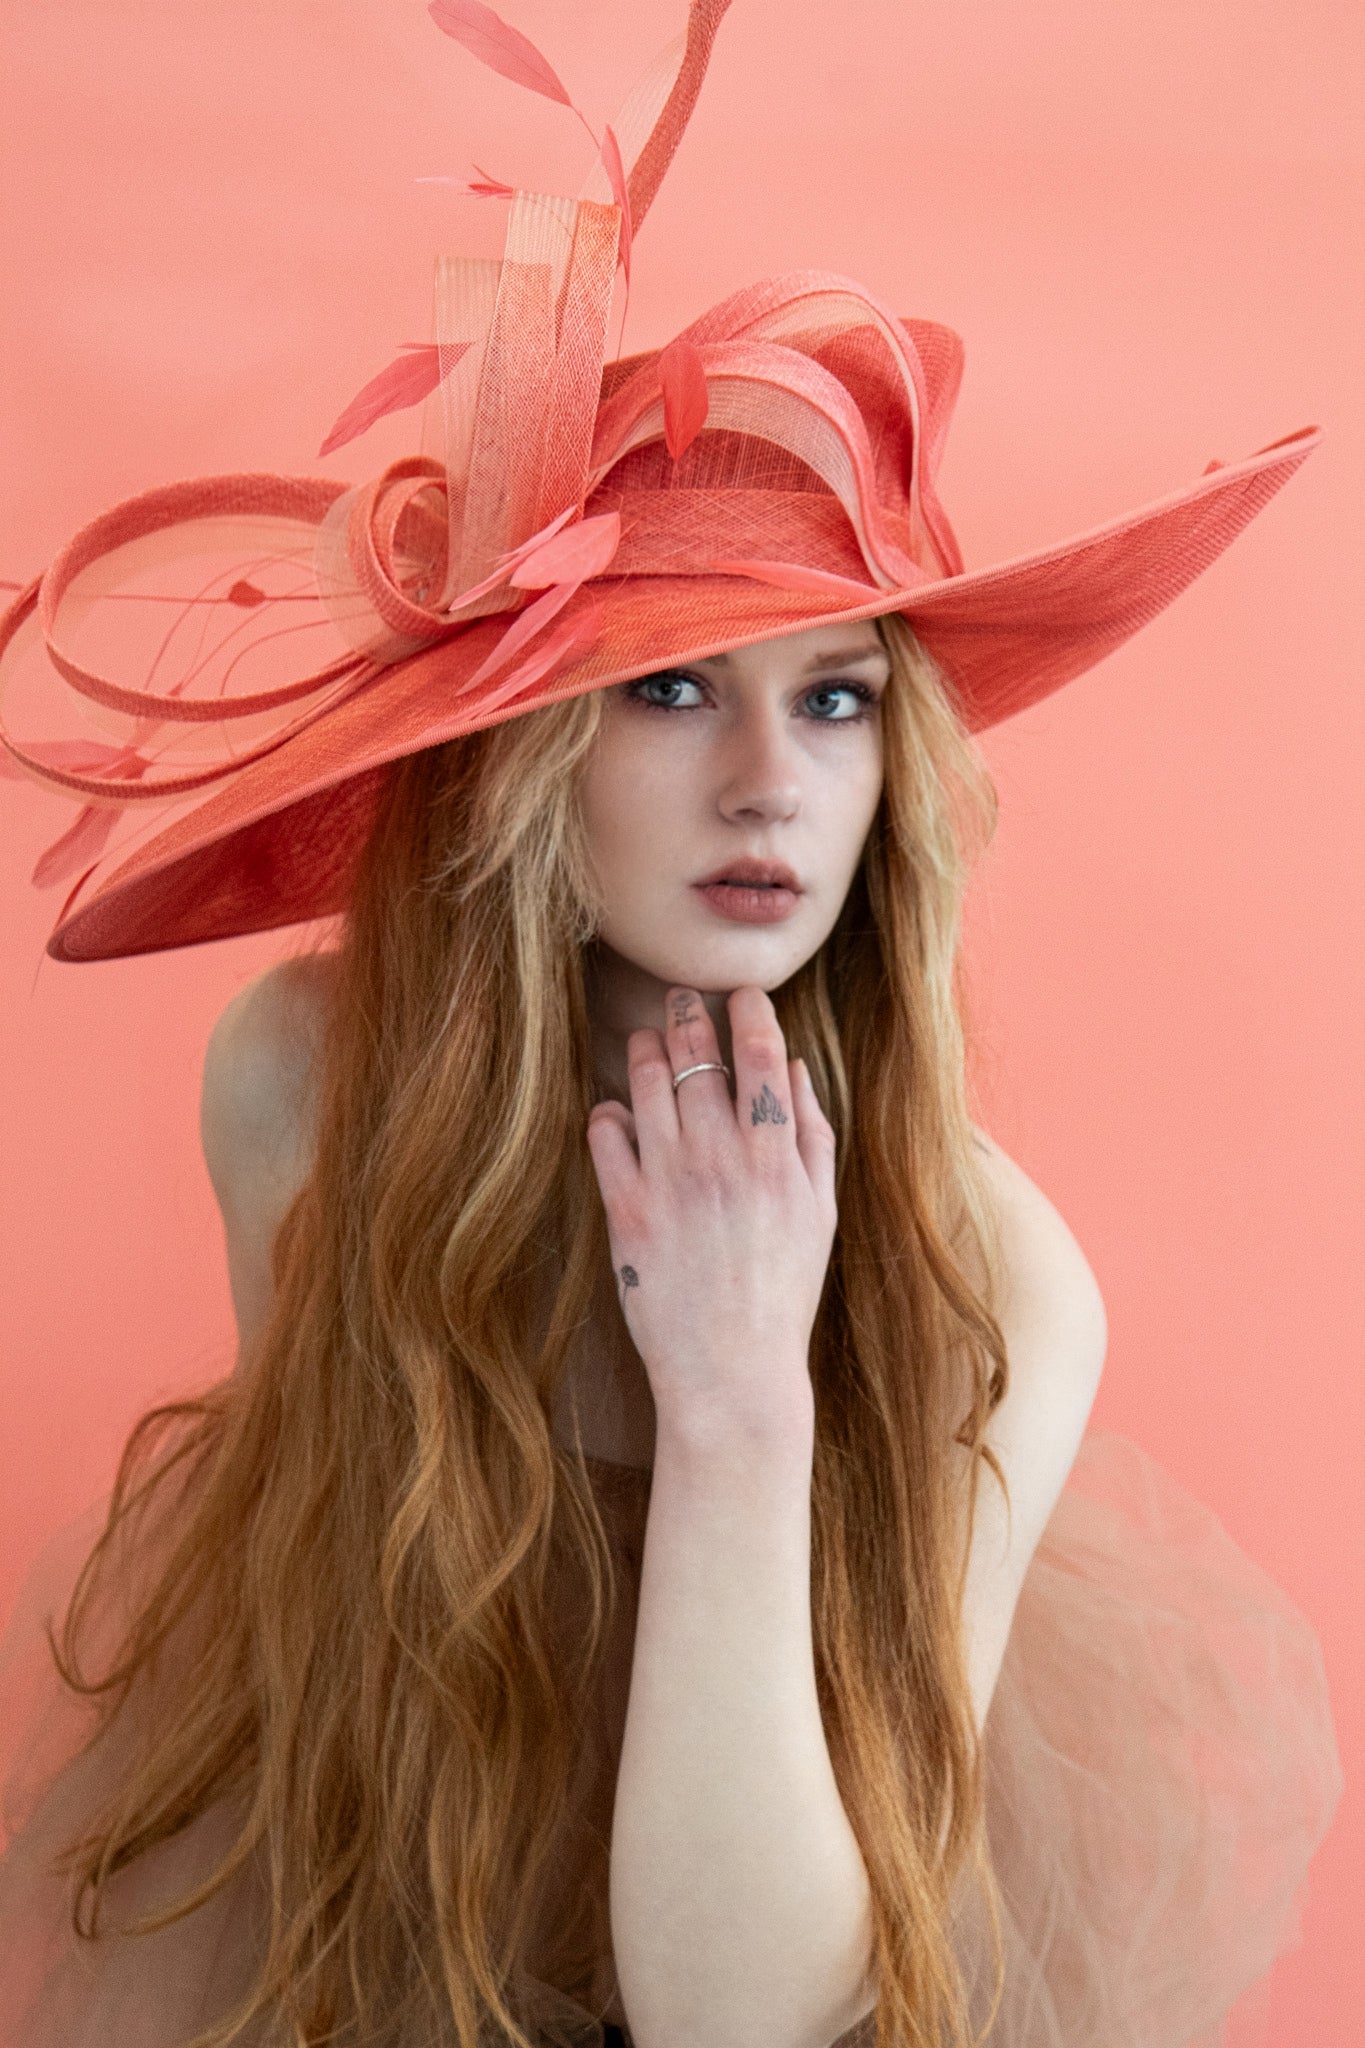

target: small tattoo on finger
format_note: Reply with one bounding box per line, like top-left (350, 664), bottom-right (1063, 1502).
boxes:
top-left (750, 1083), bottom-right (788, 1126)
top-left (669, 993), bottom-right (701, 1027)
top-left (618, 1264), bottom-right (639, 1307)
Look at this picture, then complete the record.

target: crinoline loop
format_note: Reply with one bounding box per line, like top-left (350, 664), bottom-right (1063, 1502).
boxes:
top-left (342, 457), bottom-right (455, 644)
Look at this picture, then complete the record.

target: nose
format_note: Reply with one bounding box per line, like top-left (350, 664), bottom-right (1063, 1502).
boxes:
top-left (714, 700), bottom-right (803, 826)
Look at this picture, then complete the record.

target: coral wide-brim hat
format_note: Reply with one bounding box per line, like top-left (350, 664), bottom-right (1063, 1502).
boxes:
top-left (0, 0), bottom-right (1319, 964)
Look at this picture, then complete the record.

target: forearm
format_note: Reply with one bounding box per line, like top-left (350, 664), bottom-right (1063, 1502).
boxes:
top-left (609, 1400), bottom-right (877, 2048)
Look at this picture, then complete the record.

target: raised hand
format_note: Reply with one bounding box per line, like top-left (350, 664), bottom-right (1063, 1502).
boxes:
top-left (585, 986), bottom-right (837, 1445)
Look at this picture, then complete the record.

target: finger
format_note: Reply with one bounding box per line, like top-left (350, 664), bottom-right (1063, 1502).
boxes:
top-left (625, 1026), bottom-right (679, 1161)
top-left (589, 1096), bottom-right (639, 1155)
top-left (790, 1058), bottom-right (837, 1208)
top-left (586, 1099), bottom-right (644, 1214)
top-left (727, 986), bottom-right (795, 1144)
top-left (663, 986), bottom-right (732, 1125)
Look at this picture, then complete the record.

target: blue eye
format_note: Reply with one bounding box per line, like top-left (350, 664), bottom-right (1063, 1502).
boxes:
top-left (802, 682), bottom-right (875, 721)
top-left (626, 671), bottom-right (705, 710)
top-left (623, 673), bottom-right (877, 718)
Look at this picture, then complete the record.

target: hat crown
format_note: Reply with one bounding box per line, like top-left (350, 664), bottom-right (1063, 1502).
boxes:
top-left (588, 277), bottom-right (967, 592)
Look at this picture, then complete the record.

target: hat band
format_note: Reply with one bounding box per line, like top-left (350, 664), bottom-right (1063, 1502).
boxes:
top-left (595, 486), bottom-right (912, 586)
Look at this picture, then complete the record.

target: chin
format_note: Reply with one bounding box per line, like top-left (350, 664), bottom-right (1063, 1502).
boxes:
top-left (634, 918), bottom-right (826, 995)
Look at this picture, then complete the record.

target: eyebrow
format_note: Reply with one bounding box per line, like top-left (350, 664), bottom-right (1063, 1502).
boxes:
top-left (800, 645), bottom-right (891, 673)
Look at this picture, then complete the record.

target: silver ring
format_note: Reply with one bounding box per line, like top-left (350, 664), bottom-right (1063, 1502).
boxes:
top-left (671, 1060), bottom-right (731, 1092)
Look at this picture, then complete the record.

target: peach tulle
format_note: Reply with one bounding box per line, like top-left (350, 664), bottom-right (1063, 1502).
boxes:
top-left (0, 1431), bottom-right (1341, 2048)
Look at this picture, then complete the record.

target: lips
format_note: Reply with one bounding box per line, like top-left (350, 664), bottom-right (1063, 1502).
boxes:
top-left (692, 857), bottom-right (804, 925)
top-left (695, 858), bottom-right (801, 891)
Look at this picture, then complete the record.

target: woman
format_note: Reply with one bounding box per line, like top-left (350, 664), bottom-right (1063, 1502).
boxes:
top-left (0, 4), bottom-right (1340, 2045)
top-left (197, 604), bottom-right (1111, 2034)
top-left (164, 605), bottom-right (1099, 2048)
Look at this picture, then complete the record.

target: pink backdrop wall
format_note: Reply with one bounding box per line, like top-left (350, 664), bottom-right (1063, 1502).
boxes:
top-left (2, 0), bottom-right (1360, 2030)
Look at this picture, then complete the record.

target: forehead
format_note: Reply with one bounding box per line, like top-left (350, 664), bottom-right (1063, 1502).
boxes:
top-left (690, 619), bottom-right (891, 678)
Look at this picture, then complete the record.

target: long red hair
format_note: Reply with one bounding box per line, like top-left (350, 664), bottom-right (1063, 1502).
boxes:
top-left (52, 612), bottom-right (1010, 2047)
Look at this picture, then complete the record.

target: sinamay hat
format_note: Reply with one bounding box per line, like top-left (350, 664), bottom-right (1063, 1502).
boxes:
top-left (0, 0), bottom-right (1320, 964)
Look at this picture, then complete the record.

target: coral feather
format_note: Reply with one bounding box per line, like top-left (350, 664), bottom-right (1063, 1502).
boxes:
top-left (509, 511), bottom-right (621, 588)
top-left (31, 806), bottom-right (121, 889)
top-left (709, 558), bottom-right (879, 596)
top-left (318, 341), bottom-right (470, 459)
top-left (657, 336), bottom-right (709, 461)
top-left (415, 166), bottom-right (516, 197)
top-left (52, 860), bottom-right (102, 927)
top-left (428, 0), bottom-right (573, 107)
top-left (460, 580), bottom-right (581, 692)
top-left (466, 164), bottom-right (517, 197)
top-left (471, 600), bottom-right (602, 713)
top-left (599, 126), bottom-right (633, 283)
top-left (411, 601), bottom-right (601, 745)
top-left (6, 737), bottom-right (151, 883)
top-left (443, 505), bottom-right (583, 616)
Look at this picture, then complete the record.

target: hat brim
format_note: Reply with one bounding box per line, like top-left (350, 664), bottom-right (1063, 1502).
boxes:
top-left (45, 424), bottom-right (1318, 962)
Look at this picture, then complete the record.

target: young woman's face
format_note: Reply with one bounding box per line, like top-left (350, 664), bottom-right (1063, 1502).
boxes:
top-left (578, 618), bottom-right (891, 994)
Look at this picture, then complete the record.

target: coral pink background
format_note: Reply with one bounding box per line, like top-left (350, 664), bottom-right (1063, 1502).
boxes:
top-left (1, 1), bottom-right (1360, 2032)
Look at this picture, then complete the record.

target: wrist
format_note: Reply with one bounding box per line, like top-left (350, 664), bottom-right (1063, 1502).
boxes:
top-left (652, 1374), bottom-right (816, 1477)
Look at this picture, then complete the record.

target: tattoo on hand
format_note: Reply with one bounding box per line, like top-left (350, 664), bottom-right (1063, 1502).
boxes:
top-left (618, 1264), bottom-right (639, 1308)
top-left (750, 1083), bottom-right (788, 1127)
top-left (669, 993), bottom-right (701, 1027)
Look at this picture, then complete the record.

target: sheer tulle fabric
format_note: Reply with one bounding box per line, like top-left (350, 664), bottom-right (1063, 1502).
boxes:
top-left (0, 1432), bottom-right (1341, 2048)
top-left (950, 1435), bottom-right (1341, 2048)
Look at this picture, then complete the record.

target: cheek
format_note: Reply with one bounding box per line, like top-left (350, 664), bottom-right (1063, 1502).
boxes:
top-left (817, 741), bottom-right (884, 882)
top-left (579, 724), bottom-right (683, 905)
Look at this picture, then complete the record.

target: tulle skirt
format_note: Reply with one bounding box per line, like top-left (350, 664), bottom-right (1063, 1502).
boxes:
top-left (0, 1432), bottom-right (1342, 2047)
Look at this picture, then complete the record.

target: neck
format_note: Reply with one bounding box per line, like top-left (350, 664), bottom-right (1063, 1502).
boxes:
top-left (584, 941), bottom-right (733, 1104)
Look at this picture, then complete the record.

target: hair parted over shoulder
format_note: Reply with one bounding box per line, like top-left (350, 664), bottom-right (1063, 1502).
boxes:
top-left (51, 614), bottom-right (1012, 2048)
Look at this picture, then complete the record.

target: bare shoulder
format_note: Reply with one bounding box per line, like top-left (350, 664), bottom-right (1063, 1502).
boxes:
top-left (200, 951), bottom-right (340, 1222)
top-left (968, 1122), bottom-right (1108, 1374)
top-left (957, 1122), bottom-right (1109, 1727)
top-left (201, 952), bottom-right (340, 1363)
